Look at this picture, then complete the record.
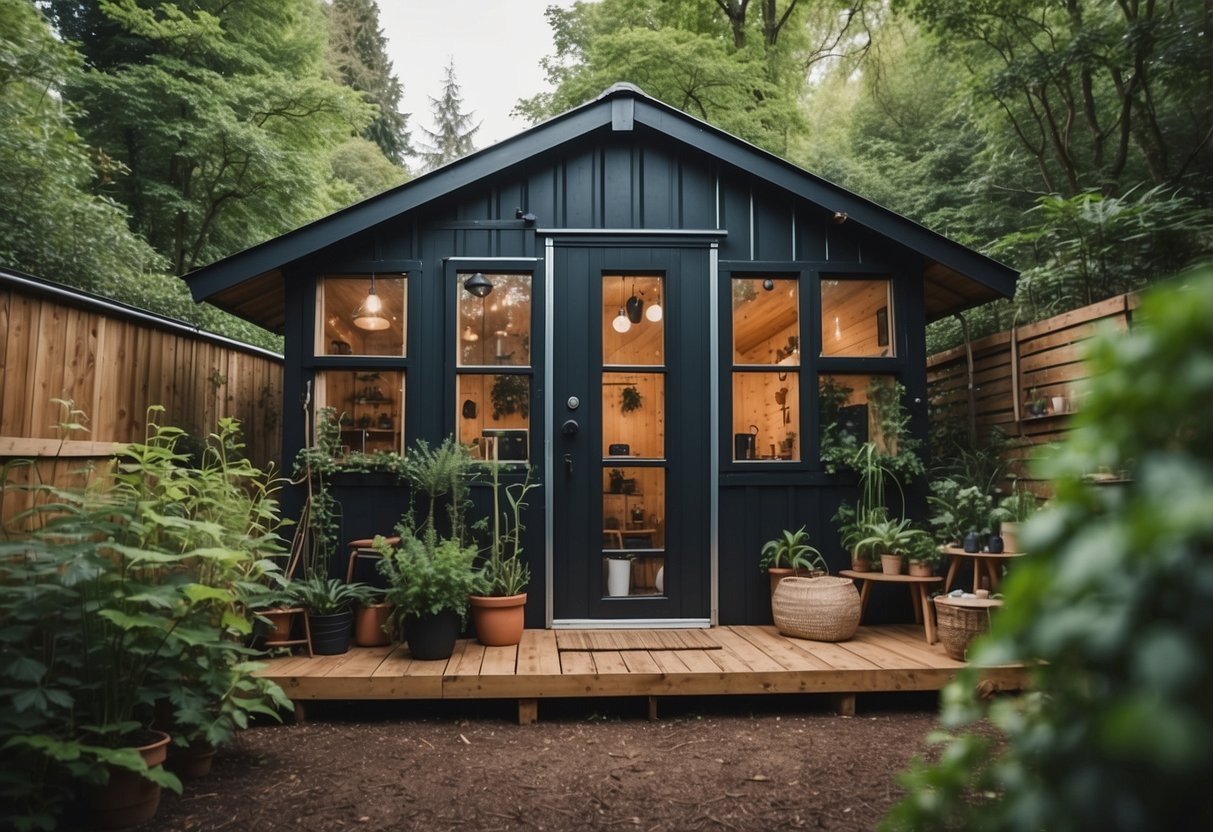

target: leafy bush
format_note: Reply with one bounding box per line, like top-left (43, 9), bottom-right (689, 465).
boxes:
top-left (883, 267), bottom-right (1213, 831)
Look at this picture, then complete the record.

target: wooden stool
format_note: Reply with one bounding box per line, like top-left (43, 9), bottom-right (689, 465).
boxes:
top-left (261, 606), bottom-right (313, 657)
top-left (345, 536), bottom-right (400, 583)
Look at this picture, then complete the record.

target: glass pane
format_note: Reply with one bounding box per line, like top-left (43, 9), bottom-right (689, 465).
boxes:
top-left (732, 372), bottom-right (799, 461)
top-left (457, 374), bottom-right (530, 462)
top-left (318, 275), bottom-right (406, 356)
top-left (818, 374), bottom-right (902, 463)
top-left (316, 369), bottom-right (405, 455)
top-left (458, 272), bottom-right (532, 367)
top-left (602, 372), bottom-right (664, 460)
top-left (602, 467), bottom-right (665, 596)
top-left (732, 277), bottom-right (799, 365)
top-left (603, 274), bottom-right (664, 366)
top-left (820, 278), bottom-right (893, 357)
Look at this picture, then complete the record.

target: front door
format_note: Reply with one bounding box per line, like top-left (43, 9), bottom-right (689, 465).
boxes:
top-left (550, 244), bottom-right (712, 624)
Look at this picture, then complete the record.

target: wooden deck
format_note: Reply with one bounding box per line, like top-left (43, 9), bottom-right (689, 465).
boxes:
top-left (258, 625), bottom-right (1028, 723)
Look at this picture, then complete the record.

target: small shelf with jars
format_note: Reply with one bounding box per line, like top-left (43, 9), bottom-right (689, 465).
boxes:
top-left (340, 377), bottom-right (400, 454)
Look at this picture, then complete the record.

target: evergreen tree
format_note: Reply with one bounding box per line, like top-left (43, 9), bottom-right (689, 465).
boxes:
top-left (419, 60), bottom-right (480, 172)
top-left (326, 0), bottom-right (412, 164)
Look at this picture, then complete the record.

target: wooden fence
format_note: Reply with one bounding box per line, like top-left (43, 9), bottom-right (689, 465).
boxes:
top-left (927, 293), bottom-right (1139, 489)
top-left (1, 269), bottom-right (283, 523)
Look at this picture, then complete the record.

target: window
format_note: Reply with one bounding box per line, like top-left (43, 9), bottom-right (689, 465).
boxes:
top-left (731, 276), bottom-right (799, 461)
top-left (818, 374), bottom-right (904, 468)
top-left (456, 271), bottom-right (533, 461)
top-left (820, 277), bottom-right (893, 357)
top-left (314, 274), bottom-right (408, 455)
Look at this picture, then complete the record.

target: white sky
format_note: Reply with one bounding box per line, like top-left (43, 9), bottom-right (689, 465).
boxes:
top-left (378, 1), bottom-right (579, 156)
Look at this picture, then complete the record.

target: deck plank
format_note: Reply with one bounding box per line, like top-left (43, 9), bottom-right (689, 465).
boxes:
top-left (256, 625), bottom-right (1028, 705)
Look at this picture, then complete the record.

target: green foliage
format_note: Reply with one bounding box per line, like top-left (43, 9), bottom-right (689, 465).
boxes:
top-left (48, 0), bottom-right (374, 275)
top-left (990, 483), bottom-right (1040, 527)
top-left (883, 267), bottom-right (1213, 831)
top-left (759, 526), bottom-right (827, 573)
top-left (474, 462), bottom-right (537, 597)
top-left (375, 530), bottom-right (480, 625)
top-left (0, 404), bottom-right (289, 830)
top-left (290, 576), bottom-right (370, 615)
top-left (854, 516), bottom-right (927, 558)
top-left (490, 374), bottom-right (530, 421)
top-left (328, 136), bottom-right (409, 201)
top-left (928, 479), bottom-right (995, 542)
top-left (418, 59), bottom-right (479, 172)
top-left (620, 385), bottom-right (643, 413)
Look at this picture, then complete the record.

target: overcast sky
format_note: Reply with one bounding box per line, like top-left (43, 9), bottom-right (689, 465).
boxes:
top-left (378, 1), bottom-right (579, 155)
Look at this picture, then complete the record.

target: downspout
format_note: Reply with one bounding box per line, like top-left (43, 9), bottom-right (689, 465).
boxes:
top-left (953, 312), bottom-right (977, 448)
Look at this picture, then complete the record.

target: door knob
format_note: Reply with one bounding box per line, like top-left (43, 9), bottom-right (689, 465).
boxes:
top-left (561, 419), bottom-right (579, 437)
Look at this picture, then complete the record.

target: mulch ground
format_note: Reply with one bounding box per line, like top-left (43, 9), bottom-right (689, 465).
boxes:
top-left (138, 692), bottom-right (972, 832)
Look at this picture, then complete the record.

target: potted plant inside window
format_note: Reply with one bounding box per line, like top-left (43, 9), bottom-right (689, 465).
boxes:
top-left (468, 463), bottom-right (538, 646)
top-left (759, 526), bottom-right (828, 597)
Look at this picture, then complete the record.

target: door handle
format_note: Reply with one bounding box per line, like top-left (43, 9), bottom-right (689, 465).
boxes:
top-left (563, 453), bottom-right (573, 475)
top-left (561, 419), bottom-right (579, 437)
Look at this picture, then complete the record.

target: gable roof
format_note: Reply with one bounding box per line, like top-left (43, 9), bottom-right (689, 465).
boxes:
top-left (183, 83), bottom-right (1016, 331)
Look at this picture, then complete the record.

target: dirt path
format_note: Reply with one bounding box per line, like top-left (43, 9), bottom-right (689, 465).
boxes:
top-left (144, 694), bottom-right (955, 832)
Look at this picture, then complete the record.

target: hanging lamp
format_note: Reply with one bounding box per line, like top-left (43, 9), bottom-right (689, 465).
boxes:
top-left (463, 271), bottom-right (493, 298)
top-left (645, 284), bottom-right (663, 322)
top-left (612, 278), bottom-right (631, 333)
top-left (353, 274), bottom-right (390, 331)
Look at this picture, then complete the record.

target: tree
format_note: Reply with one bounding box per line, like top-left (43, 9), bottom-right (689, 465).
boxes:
top-left (418, 60), bottom-right (479, 172)
top-left (326, 0), bottom-right (412, 164)
top-left (44, 0), bottom-right (375, 274)
top-left (0, 0), bottom-right (162, 293)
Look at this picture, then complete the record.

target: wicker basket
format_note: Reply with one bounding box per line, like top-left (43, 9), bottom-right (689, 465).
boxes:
top-left (771, 576), bottom-right (861, 642)
top-left (933, 596), bottom-right (1001, 660)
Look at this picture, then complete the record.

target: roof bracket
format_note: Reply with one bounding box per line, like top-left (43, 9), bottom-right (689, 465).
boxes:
top-left (611, 97), bottom-right (634, 132)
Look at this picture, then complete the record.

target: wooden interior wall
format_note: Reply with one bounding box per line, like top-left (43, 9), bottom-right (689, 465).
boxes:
top-left (926, 294), bottom-right (1138, 491)
top-left (1, 284), bottom-right (284, 523)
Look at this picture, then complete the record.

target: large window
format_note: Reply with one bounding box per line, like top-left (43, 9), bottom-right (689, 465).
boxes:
top-left (730, 276), bottom-right (800, 461)
top-left (820, 277), bottom-right (893, 358)
top-left (314, 274), bottom-right (408, 454)
top-left (456, 271), bottom-right (533, 461)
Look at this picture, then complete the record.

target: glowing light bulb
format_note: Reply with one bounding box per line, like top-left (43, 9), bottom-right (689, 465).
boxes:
top-left (645, 303), bottom-right (663, 322)
top-left (612, 311), bottom-right (632, 333)
top-left (363, 290), bottom-right (382, 314)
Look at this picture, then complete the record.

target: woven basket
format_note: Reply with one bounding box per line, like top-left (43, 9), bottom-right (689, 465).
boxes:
top-left (771, 576), bottom-right (861, 642)
top-left (933, 597), bottom-right (1000, 660)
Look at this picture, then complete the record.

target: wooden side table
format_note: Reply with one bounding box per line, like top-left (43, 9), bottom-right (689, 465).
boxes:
top-left (941, 546), bottom-right (1025, 593)
top-left (838, 570), bottom-right (943, 644)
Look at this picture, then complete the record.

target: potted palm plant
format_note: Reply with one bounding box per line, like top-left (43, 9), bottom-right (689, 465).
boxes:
top-left (293, 577), bottom-right (372, 655)
top-left (469, 463), bottom-right (538, 646)
top-left (855, 517), bottom-right (928, 575)
top-left (759, 526), bottom-right (828, 597)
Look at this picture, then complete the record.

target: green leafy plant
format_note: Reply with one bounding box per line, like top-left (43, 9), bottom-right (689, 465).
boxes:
top-left (620, 385), bottom-right (643, 413)
top-left (884, 268), bottom-right (1213, 831)
top-left (759, 526), bottom-right (828, 574)
top-left (490, 374), bottom-right (530, 420)
top-left (904, 533), bottom-right (943, 569)
top-left (928, 478), bottom-right (995, 543)
top-left (989, 483), bottom-right (1041, 527)
top-left (854, 517), bottom-right (926, 559)
top-left (291, 576), bottom-right (372, 615)
top-left (375, 531), bottom-right (481, 626)
top-left (474, 463), bottom-right (538, 597)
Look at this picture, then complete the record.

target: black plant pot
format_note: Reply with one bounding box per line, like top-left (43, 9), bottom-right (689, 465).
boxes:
top-left (963, 531), bottom-right (981, 553)
top-left (405, 609), bottom-right (460, 660)
top-left (988, 534), bottom-right (1005, 554)
top-left (308, 609), bottom-right (354, 655)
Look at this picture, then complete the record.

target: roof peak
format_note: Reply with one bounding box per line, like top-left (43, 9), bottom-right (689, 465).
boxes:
top-left (597, 82), bottom-right (647, 100)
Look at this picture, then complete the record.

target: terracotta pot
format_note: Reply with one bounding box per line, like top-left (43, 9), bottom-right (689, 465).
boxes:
top-left (767, 567), bottom-right (795, 597)
top-left (469, 593), bottom-right (527, 646)
top-left (908, 560), bottom-right (933, 577)
top-left (880, 553), bottom-right (904, 575)
top-left (261, 608), bottom-right (295, 642)
top-left (167, 738), bottom-right (216, 780)
top-left (354, 603), bottom-right (392, 647)
top-left (81, 729), bottom-right (171, 829)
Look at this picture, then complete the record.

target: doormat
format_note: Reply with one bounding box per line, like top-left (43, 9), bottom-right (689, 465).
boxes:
top-left (556, 630), bottom-right (720, 652)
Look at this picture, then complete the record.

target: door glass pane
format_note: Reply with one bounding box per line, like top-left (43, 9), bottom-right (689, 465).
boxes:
top-left (318, 275), bottom-right (406, 356)
top-left (602, 372), bottom-right (664, 460)
top-left (458, 272), bottom-right (532, 367)
top-left (818, 374), bottom-right (902, 464)
top-left (603, 275), bottom-right (664, 366)
top-left (315, 369), bottom-right (405, 455)
top-left (820, 278), bottom-right (893, 357)
top-left (457, 374), bottom-right (530, 462)
top-left (601, 467), bottom-right (665, 598)
top-left (732, 372), bottom-right (799, 461)
top-left (732, 277), bottom-right (798, 364)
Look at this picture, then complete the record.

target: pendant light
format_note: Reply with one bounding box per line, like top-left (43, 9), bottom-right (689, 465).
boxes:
top-left (645, 285), bottom-right (663, 322)
top-left (353, 274), bottom-right (390, 331)
top-left (612, 278), bottom-right (631, 333)
top-left (463, 271), bottom-right (493, 298)
top-left (626, 280), bottom-right (644, 324)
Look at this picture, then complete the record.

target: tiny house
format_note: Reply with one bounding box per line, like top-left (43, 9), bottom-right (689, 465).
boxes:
top-left (184, 84), bottom-right (1016, 629)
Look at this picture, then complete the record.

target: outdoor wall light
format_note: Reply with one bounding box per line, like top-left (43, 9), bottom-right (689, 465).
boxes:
top-left (353, 274), bottom-right (390, 331)
top-left (464, 272), bottom-right (493, 298)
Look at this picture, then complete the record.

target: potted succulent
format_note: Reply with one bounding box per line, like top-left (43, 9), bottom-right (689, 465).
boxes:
top-left (854, 517), bottom-right (926, 575)
top-left (468, 463), bottom-right (538, 646)
top-left (759, 526), bottom-right (828, 597)
top-left (293, 577), bottom-right (372, 655)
